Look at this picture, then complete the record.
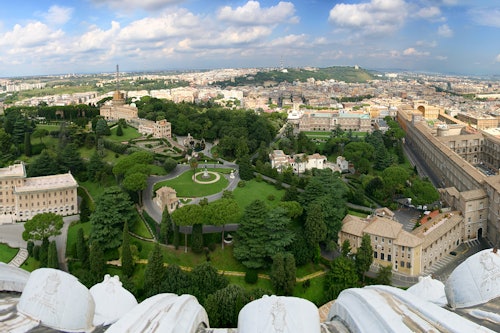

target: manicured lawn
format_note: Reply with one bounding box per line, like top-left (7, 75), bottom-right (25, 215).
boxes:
top-left (226, 275), bottom-right (273, 293)
top-left (154, 170), bottom-right (229, 197)
top-left (80, 178), bottom-right (117, 202)
top-left (293, 275), bottom-right (326, 306)
top-left (131, 213), bottom-right (153, 239)
top-left (20, 257), bottom-right (40, 272)
top-left (232, 179), bottom-right (285, 211)
top-left (109, 126), bottom-right (142, 142)
top-left (0, 243), bottom-right (18, 263)
top-left (295, 262), bottom-right (325, 278)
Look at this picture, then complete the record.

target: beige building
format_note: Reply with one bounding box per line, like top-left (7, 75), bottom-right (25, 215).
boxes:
top-left (137, 119), bottom-right (172, 139)
top-left (153, 187), bottom-right (179, 214)
top-left (100, 90), bottom-right (138, 121)
top-left (0, 163), bottom-right (78, 222)
top-left (398, 101), bottom-right (500, 245)
top-left (297, 110), bottom-right (372, 132)
top-left (339, 209), bottom-right (463, 276)
top-left (269, 150), bottom-right (328, 174)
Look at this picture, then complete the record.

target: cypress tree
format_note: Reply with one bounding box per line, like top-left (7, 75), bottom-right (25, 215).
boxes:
top-left (116, 124), bottom-right (123, 136)
top-left (144, 243), bottom-right (165, 297)
top-left (47, 241), bottom-right (59, 269)
top-left (24, 132), bottom-right (32, 156)
top-left (76, 228), bottom-right (89, 266)
top-left (191, 223), bottom-right (204, 254)
top-left (121, 222), bottom-right (134, 277)
top-left (89, 242), bottom-right (106, 285)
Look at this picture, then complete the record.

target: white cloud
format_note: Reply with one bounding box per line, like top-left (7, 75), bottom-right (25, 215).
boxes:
top-left (217, 1), bottom-right (297, 25)
top-left (43, 5), bottom-right (73, 26)
top-left (73, 21), bottom-right (120, 53)
top-left (438, 24), bottom-right (453, 37)
top-left (416, 40), bottom-right (437, 48)
top-left (267, 34), bottom-right (308, 48)
top-left (469, 8), bottom-right (500, 28)
top-left (90, 0), bottom-right (184, 12)
top-left (403, 48), bottom-right (430, 56)
top-left (0, 22), bottom-right (64, 49)
top-left (328, 0), bottom-right (408, 35)
top-left (416, 6), bottom-right (441, 19)
top-left (436, 55), bottom-right (448, 61)
top-left (118, 9), bottom-right (203, 43)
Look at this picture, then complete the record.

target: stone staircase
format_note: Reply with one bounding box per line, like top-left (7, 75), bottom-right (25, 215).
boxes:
top-left (8, 248), bottom-right (28, 267)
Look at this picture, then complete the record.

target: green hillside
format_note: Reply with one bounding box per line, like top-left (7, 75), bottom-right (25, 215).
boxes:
top-left (215, 66), bottom-right (377, 87)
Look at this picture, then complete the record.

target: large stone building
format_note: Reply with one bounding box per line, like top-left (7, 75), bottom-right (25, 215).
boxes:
top-left (295, 109), bottom-right (372, 132)
top-left (398, 101), bottom-right (500, 246)
top-left (0, 163), bottom-right (78, 222)
top-left (100, 89), bottom-right (138, 121)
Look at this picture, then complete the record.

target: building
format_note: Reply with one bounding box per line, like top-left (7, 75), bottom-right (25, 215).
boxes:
top-left (99, 95), bottom-right (138, 121)
top-left (338, 208), bottom-right (467, 277)
top-left (0, 163), bottom-right (78, 222)
top-left (397, 103), bottom-right (500, 245)
top-left (296, 109), bottom-right (372, 132)
top-left (136, 119), bottom-right (172, 139)
top-left (269, 150), bottom-right (329, 174)
top-left (153, 186), bottom-right (179, 214)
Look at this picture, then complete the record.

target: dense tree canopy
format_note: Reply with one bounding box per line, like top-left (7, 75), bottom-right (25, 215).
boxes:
top-left (22, 212), bottom-right (63, 242)
top-left (234, 200), bottom-right (294, 269)
top-left (89, 186), bottom-right (135, 249)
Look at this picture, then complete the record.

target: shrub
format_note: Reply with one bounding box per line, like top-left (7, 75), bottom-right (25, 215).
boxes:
top-left (237, 180), bottom-right (246, 188)
top-left (245, 269), bottom-right (258, 284)
top-left (27, 241), bottom-right (34, 257)
top-left (33, 245), bottom-right (40, 260)
top-left (267, 194), bottom-right (275, 201)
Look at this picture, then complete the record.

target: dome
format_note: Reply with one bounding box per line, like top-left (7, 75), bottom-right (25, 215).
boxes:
top-left (0, 262), bottom-right (30, 292)
top-left (328, 285), bottom-right (495, 333)
top-left (238, 295), bottom-right (320, 333)
top-left (407, 275), bottom-right (447, 306)
top-left (89, 274), bottom-right (138, 326)
top-left (17, 268), bottom-right (95, 332)
top-left (106, 293), bottom-right (209, 333)
top-left (445, 248), bottom-right (500, 308)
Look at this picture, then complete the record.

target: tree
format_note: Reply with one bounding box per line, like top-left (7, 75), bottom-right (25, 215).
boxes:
top-left (288, 230), bottom-right (314, 266)
top-left (324, 256), bottom-right (359, 300)
top-left (270, 252), bottom-right (296, 295)
top-left (341, 239), bottom-right (351, 257)
top-left (203, 198), bottom-right (240, 249)
top-left (121, 222), bottom-right (134, 277)
top-left (122, 172), bottom-right (148, 206)
top-left (376, 265), bottom-right (393, 285)
top-left (90, 186), bottom-right (135, 250)
top-left (159, 210), bottom-right (173, 245)
top-left (205, 284), bottom-right (249, 328)
top-left (47, 241), bottom-right (59, 269)
top-left (189, 262), bottom-right (228, 305)
top-left (189, 157), bottom-right (199, 175)
top-left (161, 264), bottom-right (191, 295)
top-left (163, 157), bottom-right (178, 173)
top-left (355, 234), bottom-right (373, 281)
top-left (234, 201), bottom-right (294, 269)
top-left (172, 204), bottom-right (203, 252)
top-left (112, 151), bottom-right (154, 180)
top-left (27, 150), bottom-right (60, 177)
top-left (238, 155), bottom-right (254, 181)
top-left (57, 143), bottom-right (85, 174)
top-left (22, 213), bottom-right (63, 242)
top-left (24, 132), bottom-right (32, 156)
top-left (32, 128), bottom-right (48, 144)
top-left (39, 237), bottom-right (49, 267)
top-left (89, 242), bottom-right (106, 286)
top-left (144, 243), bottom-right (165, 298)
top-left (116, 124), bottom-right (123, 136)
top-left (76, 228), bottom-right (89, 266)
top-left (87, 151), bottom-right (106, 182)
top-left (304, 202), bottom-right (327, 246)
top-left (191, 223), bottom-right (204, 254)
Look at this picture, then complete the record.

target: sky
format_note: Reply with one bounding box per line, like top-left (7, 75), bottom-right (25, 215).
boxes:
top-left (0, 0), bottom-right (499, 77)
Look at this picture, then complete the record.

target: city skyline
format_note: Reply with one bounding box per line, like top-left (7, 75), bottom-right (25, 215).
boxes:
top-left (0, 0), bottom-right (499, 77)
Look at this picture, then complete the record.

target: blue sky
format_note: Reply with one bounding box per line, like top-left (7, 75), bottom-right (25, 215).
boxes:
top-left (0, 0), bottom-right (499, 77)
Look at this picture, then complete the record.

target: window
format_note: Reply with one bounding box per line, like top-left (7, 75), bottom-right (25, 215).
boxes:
top-left (401, 261), bottom-right (405, 267)
top-left (382, 238), bottom-right (385, 243)
top-left (374, 252), bottom-right (378, 259)
top-left (388, 255), bottom-right (392, 262)
top-left (402, 246), bottom-right (405, 251)
top-left (388, 239), bottom-right (392, 244)
top-left (408, 254), bottom-right (411, 259)
top-left (381, 253), bottom-right (385, 260)
top-left (407, 262), bottom-right (411, 268)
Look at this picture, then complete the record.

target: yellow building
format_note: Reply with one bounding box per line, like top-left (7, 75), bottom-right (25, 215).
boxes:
top-left (0, 163), bottom-right (78, 222)
top-left (338, 209), bottom-right (464, 277)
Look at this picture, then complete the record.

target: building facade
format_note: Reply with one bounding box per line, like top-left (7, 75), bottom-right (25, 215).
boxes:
top-left (0, 163), bottom-right (78, 222)
top-left (137, 119), bottom-right (172, 139)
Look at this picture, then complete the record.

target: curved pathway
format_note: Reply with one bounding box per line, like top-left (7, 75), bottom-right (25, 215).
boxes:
top-left (143, 159), bottom-right (240, 224)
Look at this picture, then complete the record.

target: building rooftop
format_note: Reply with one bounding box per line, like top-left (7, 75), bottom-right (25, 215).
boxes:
top-left (15, 173), bottom-right (77, 193)
top-left (0, 163), bottom-right (25, 179)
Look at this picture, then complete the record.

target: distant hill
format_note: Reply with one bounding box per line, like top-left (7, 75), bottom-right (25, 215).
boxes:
top-left (214, 66), bottom-right (377, 87)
